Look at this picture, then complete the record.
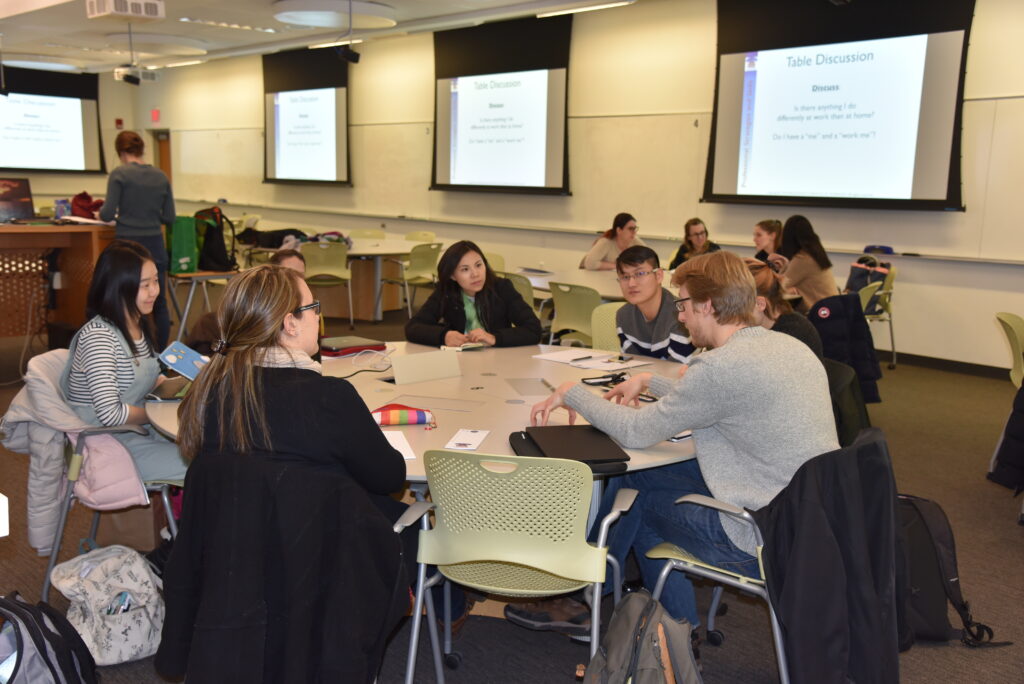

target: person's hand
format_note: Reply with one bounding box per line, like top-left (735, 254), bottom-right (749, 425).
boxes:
top-left (466, 329), bottom-right (496, 346)
top-left (530, 381), bottom-right (577, 426)
top-left (603, 372), bottom-right (653, 407)
top-left (766, 253), bottom-right (789, 274)
top-left (444, 330), bottom-right (468, 346)
top-left (677, 364), bottom-right (689, 379)
top-left (154, 374), bottom-right (167, 387)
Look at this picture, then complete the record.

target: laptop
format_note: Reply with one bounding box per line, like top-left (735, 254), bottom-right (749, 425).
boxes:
top-left (0, 178), bottom-right (35, 222)
top-left (510, 425), bottom-right (630, 473)
top-left (389, 349), bottom-right (461, 385)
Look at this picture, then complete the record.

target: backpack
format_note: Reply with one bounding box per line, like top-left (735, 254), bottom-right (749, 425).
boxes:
top-left (168, 216), bottom-right (199, 274)
top-left (844, 254), bottom-right (890, 315)
top-left (0, 591), bottom-right (98, 683)
top-left (194, 206), bottom-right (237, 272)
top-left (896, 495), bottom-right (1010, 649)
top-left (585, 590), bottom-right (702, 684)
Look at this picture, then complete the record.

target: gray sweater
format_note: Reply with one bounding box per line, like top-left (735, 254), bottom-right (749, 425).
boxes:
top-left (100, 162), bottom-right (175, 237)
top-left (565, 325), bottom-right (838, 554)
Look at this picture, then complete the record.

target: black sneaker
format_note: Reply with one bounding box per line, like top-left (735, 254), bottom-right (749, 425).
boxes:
top-left (504, 597), bottom-right (590, 637)
top-left (144, 537), bottom-right (174, 578)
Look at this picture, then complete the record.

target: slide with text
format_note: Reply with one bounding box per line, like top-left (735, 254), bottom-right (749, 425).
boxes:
top-left (0, 93), bottom-right (85, 171)
top-left (274, 88), bottom-right (337, 181)
top-left (736, 34), bottom-right (928, 199)
top-left (450, 69), bottom-right (549, 187)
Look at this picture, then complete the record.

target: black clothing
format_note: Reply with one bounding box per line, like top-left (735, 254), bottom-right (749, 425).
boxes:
top-left (772, 312), bottom-right (824, 360)
top-left (753, 428), bottom-right (899, 684)
top-left (822, 358), bottom-right (872, 447)
top-left (668, 241), bottom-right (721, 271)
top-left (156, 368), bottom-right (409, 683)
top-left (754, 249), bottom-right (770, 263)
top-left (807, 293), bottom-right (882, 403)
top-left (988, 384), bottom-right (1024, 492)
top-left (405, 277), bottom-right (542, 347)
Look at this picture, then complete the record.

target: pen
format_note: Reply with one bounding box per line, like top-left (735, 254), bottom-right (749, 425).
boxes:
top-left (570, 355), bottom-right (592, 362)
top-left (541, 378), bottom-right (556, 392)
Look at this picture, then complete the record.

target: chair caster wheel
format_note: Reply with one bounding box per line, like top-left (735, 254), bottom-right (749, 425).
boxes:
top-left (706, 629), bottom-right (725, 647)
top-left (716, 602), bottom-right (728, 617)
top-left (444, 651), bottom-right (463, 670)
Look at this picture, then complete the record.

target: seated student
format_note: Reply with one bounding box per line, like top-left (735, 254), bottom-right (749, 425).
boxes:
top-left (746, 258), bottom-right (824, 359)
top-left (186, 249), bottom-right (306, 355)
top-left (406, 240), bottom-right (542, 347)
top-left (157, 264), bottom-right (467, 681)
top-left (61, 240), bottom-right (188, 482)
top-left (614, 246), bottom-right (695, 362)
top-left (668, 218), bottom-right (721, 271)
top-left (767, 215), bottom-right (840, 311)
top-left (582, 212), bottom-right (647, 271)
top-left (508, 251), bottom-right (837, 633)
top-left (752, 218), bottom-right (782, 263)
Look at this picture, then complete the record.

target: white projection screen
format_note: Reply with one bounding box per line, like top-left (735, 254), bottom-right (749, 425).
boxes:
top-left (264, 87), bottom-right (348, 183)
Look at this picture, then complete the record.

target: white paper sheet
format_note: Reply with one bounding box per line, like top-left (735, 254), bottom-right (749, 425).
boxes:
top-left (444, 429), bottom-right (490, 450)
top-left (382, 430), bottom-right (417, 460)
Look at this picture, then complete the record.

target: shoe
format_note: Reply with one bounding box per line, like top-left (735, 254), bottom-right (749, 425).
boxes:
top-left (438, 597), bottom-right (476, 639)
top-left (504, 597), bottom-right (591, 637)
top-left (691, 630), bottom-right (703, 673)
top-left (144, 538), bottom-right (174, 579)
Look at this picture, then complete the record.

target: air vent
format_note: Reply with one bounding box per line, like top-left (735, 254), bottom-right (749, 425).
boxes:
top-left (87, 0), bottom-right (165, 22)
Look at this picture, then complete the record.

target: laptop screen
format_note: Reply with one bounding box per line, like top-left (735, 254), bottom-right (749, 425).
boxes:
top-left (0, 179), bottom-right (35, 222)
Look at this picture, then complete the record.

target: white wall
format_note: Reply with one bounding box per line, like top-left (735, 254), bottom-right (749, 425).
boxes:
top-left (26, 0), bottom-right (1024, 369)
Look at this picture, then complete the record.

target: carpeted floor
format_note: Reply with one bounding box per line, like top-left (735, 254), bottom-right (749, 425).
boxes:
top-left (1, 313), bottom-right (1022, 682)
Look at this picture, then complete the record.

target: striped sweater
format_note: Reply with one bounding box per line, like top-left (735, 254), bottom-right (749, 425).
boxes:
top-left (64, 319), bottom-right (152, 426)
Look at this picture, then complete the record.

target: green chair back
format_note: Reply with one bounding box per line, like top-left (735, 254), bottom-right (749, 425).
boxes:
top-left (405, 230), bottom-right (436, 242)
top-left (484, 252), bottom-right (506, 274)
top-left (591, 302), bottom-right (624, 353)
top-left (405, 242), bottom-right (443, 283)
top-left (871, 266), bottom-right (897, 317)
top-left (858, 281), bottom-right (882, 312)
top-left (549, 282), bottom-right (601, 345)
top-left (349, 228), bottom-right (386, 239)
top-left (300, 241), bottom-right (351, 283)
top-left (419, 450), bottom-right (607, 596)
top-left (996, 312), bottom-right (1024, 388)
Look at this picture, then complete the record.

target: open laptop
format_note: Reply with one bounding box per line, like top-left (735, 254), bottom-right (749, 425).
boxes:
top-left (0, 178), bottom-right (36, 223)
top-left (388, 349), bottom-right (461, 385)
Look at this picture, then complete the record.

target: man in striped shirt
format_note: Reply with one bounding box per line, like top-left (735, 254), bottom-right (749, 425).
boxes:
top-left (615, 246), bottom-right (695, 363)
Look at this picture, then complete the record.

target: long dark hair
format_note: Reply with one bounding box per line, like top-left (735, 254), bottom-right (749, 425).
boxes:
top-left (602, 212), bottom-right (636, 240)
top-left (779, 215), bottom-right (831, 269)
top-left (86, 239), bottom-right (156, 355)
top-left (435, 240), bottom-right (498, 326)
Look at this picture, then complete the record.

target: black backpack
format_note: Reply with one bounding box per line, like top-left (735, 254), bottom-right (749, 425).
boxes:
top-left (194, 206), bottom-right (237, 272)
top-left (0, 591), bottom-right (98, 683)
top-left (896, 495), bottom-right (1010, 649)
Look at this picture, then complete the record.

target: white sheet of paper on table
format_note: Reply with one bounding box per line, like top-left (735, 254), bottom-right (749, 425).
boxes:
top-left (382, 430), bottom-right (417, 460)
top-left (444, 429), bottom-right (490, 450)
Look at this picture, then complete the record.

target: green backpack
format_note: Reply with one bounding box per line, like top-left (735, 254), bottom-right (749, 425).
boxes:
top-left (585, 590), bottom-right (702, 684)
top-left (168, 216), bottom-right (198, 274)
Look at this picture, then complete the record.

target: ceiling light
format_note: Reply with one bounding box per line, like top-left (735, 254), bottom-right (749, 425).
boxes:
top-left (3, 55), bottom-right (82, 72)
top-left (272, 0), bottom-right (396, 30)
top-left (309, 39), bottom-right (363, 49)
top-left (537, 1), bottom-right (635, 18)
top-left (164, 60), bottom-right (205, 68)
top-left (178, 17), bottom-right (278, 33)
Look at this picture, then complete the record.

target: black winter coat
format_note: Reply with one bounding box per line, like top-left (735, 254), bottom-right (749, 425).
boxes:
top-left (156, 368), bottom-right (410, 684)
top-left (807, 293), bottom-right (882, 402)
top-left (405, 277), bottom-right (542, 347)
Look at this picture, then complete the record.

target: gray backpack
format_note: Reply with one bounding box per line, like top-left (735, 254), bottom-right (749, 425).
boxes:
top-left (0, 592), bottom-right (97, 684)
top-left (585, 590), bottom-right (703, 684)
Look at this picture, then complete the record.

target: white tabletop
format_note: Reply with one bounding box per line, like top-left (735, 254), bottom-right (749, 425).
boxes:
top-left (146, 342), bottom-right (694, 482)
top-left (348, 237), bottom-right (427, 257)
top-left (523, 269), bottom-right (625, 301)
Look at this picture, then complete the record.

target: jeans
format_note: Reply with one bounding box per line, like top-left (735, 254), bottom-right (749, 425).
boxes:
top-left (122, 232), bottom-right (171, 350)
top-left (592, 459), bottom-right (758, 625)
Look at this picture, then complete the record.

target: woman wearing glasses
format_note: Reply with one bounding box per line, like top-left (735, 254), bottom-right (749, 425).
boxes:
top-left (581, 212), bottom-right (647, 270)
top-left (668, 217), bottom-right (721, 271)
top-left (767, 215), bottom-right (840, 311)
top-left (406, 240), bottom-right (542, 347)
top-left (159, 264), bottom-right (415, 682)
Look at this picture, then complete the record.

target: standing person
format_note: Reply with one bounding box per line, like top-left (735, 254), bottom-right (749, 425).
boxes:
top-left (746, 258), bottom-right (823, 359)
top-left (508, 251), bottom-right (836, 632)
top-left (100, 130), bottom-right (176, 349)
top-left (767, 215), bottom-right (840, 311)
top-left (668, 217), bottom-right (721, 270)
top-left (61, 240), bottom-right (188, 482)
top-left (581, 212), bottom-right (646, 271)
top-left (614, 246), bottom-right (695, 362)
top-left (752, 218), bottom-right (782, 263)
top-left (405, 240), bottom-right (542, 347)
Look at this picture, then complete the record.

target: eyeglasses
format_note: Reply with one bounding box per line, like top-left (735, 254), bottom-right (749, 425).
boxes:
top-left (690, 230), bottom-right (708, 238)
top-left (626, 225), bottom-right (639, 232)
top-left (616, 269), bottom-right (659, 283)
top-left (293, 300), bottom-right (321, 316)
top-left (673, 297), bottom-right (691, 312)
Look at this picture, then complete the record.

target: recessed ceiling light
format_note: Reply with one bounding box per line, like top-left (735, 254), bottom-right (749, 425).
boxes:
top-left (537, 1), bottom-right (635, 18)
top-left (178, 17), bottom-right (279, 33)
top-left (272, 0), bottom-right (396, 30)
top-left (4, 56), bottom-right (81, 72)
top-left (309, 39), bottom-right (363, 49)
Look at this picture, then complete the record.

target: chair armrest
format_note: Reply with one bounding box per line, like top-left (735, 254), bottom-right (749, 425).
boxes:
top-left (393, 501), bottom-right (435, 533)
top-left (596, 488), bottom-right (638, 548)
top-left (74, 425), bottom-right (148, 454)
top-left (674, 493), bottom-right (764, 545)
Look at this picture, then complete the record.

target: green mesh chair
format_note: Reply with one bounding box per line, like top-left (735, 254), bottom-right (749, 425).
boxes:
top-left (405, 230), bottom-right (436, 242)
top-left (858, 281), bottom-right (882, 312)
top-left (396, 451), bottom-right (636, 683)
top-left (348, 228), bottom-right (386, 239)
top-left (484, 252), bottom-right (505, 274)
top-left (300, 241), bottom-right (353, 329)
top-left (996, 312), bottom-right (1024, 388)
top-left (591, 301), bottom-right (624, 353)
top-left (376, 242), bottom-right (442, 317)
top-left (548, 282), bottom-right (601, 345)
top-left (864, 266), bottom-right (897, 369)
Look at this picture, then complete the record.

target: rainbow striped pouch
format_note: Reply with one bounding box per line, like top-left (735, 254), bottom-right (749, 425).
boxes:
top-left (372, 403), bottom-right (436, 428)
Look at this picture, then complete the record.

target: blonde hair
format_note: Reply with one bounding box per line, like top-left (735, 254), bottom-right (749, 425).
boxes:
top-left (671, 251), bottom-right (756, 326)
top-left (177, 265), bottom-right (304, 461)
top-left (745, 258), bottom-right (793, 320)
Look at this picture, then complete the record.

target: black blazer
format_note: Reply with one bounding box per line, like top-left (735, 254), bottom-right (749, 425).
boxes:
top-left (668, 241), bottom-right (721, 271)
top-left (405, 276), bottom-right (542, 347)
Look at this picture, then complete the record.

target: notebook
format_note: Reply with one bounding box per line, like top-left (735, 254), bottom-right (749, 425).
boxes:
top-left (320, 335), bottom-right (386, 356)
top-left (509, 425), bottom-right (630, 473)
